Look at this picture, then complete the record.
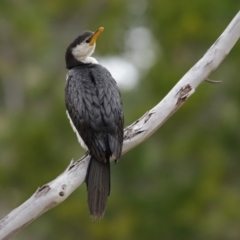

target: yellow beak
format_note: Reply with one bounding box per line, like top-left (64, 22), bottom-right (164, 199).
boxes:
top-left (89, 27), bottom-right (104, 46)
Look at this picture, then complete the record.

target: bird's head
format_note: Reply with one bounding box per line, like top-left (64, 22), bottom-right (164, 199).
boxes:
top-left (65, 27), bottom-right (104, 69)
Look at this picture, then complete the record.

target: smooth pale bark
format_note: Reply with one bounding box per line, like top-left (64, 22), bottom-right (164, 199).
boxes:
top-left (0, 10), bottom-right (240, 240)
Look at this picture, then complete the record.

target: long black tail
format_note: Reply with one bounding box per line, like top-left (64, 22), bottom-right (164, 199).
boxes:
top-left (85, 156), bottom-right (110, 219)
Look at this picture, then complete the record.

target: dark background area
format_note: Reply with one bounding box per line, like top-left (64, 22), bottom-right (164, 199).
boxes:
top-left (0, 1), bottom-right (240, 239)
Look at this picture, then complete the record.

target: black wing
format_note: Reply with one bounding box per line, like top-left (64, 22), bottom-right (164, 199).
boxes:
top-left (65, 64), bottom-right (124, 162)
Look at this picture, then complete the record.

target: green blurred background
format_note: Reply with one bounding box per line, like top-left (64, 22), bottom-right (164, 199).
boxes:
top-left (1, 1), bottom-right (240, 239)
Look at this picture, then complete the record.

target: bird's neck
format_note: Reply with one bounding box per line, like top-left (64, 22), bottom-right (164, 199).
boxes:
top-left (66, 56), bottom-right (98, 69)
top-left (81, 56), bottom-right (98, 64)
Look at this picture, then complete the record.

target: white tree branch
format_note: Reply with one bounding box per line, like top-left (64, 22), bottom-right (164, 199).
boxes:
top-left (1, 11), bottom-right (240, 240)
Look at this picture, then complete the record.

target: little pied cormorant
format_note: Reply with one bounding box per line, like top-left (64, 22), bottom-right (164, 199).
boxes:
top-left (65, 27), bottom-right (124, 219)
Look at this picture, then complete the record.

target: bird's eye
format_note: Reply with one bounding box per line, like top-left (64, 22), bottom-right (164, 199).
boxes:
top-left (86, 38), bottom-right (90, 43)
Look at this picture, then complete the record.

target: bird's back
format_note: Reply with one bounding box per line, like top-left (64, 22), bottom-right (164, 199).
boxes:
top-left (65, 64), bottom-right (124, 162)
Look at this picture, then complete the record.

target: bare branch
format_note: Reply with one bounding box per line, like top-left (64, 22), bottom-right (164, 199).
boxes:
top-left (1, 11), bottom-right (240, 240)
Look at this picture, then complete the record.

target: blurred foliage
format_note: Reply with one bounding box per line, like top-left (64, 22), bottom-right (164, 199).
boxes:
top-left (0, 0), bottom-right (240, 239)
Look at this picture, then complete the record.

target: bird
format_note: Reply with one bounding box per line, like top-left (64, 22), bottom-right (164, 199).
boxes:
top-left (65, 27), bottom-right (124, 219)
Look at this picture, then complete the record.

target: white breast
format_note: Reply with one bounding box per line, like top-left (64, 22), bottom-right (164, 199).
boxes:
top-left (66, 110), bottom-right (88, 150)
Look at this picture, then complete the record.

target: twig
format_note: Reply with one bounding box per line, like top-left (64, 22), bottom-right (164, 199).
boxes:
top-left (205, 78), bottom-right (222, 84)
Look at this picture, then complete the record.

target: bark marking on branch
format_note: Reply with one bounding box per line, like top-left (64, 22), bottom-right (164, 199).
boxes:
top-left (176, 84), bottom-right (193, 106)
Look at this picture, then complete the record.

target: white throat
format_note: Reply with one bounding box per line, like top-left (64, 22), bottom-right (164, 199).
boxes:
top-left (82, 57), bottom-right (98, 64)
top-left (72, 42), bottom-right (98, 64)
